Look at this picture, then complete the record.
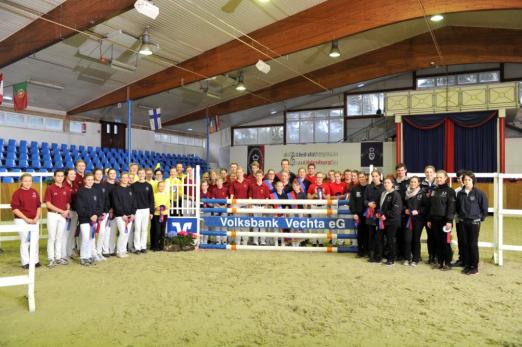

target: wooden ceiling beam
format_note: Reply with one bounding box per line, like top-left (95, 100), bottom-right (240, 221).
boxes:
top-left (0, 0), bottom-right (136, 68)
top-left (163, 26), bottom-right (522, 126)
top-left (68, 0), bottom-right (522, 114)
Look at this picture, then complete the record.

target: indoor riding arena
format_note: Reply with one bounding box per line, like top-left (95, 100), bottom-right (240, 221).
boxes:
top-left (1, 1), bottom-right (522, 346)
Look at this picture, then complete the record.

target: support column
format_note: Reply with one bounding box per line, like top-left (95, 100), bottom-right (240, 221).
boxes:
top-left (395, 115), bottom-right (402, 164)
top-left (127, 99), bottom-right (133, 165)
top-left (499, 108), bottom-right (506, 173)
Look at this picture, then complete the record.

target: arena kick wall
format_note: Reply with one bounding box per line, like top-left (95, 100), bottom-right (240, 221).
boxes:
top-left (229, 142), bottom-right (396, 173)
top-left (230, 140), bottom-right (522, 174)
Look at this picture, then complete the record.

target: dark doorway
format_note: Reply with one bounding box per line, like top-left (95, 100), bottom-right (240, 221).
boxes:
top-left (101, 121), bottom-right (126, 149)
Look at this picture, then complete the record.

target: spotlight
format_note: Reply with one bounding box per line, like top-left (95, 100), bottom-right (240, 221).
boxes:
top-left (329, 40), bottom-right (341, 58)
top-left (430, 14), bottom-right (444, 22)
top-left (139, 27), bottom-right (158, 56)
top-left (236, 71), bottom-right (246, 91)
top-left (134, 0), bottom-right (159, 20)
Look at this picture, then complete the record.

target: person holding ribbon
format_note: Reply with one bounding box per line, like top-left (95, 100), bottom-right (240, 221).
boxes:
top-left (288, 179), bottom-right (307, 247)
top-left (93, 168), bottom-right (110, 261)
top-left (456, 171), bottom-right (488, 275)
top-left (427, 170), bottom-right (456, 271)
top-left (44, 169), bottom-right (71, 267)
top-left (111, 172), bottom-right (137, 258)
top-left (132, 168), bottom-right (155, 254)
top-left (364, 169), bottom-right (384, 262)
top-left (151, 181), bottom-right (169, 251)
top-left (11, 173), bottom-right (42, 269)
top-left (404, 176), bottom-right (429, 266)
top-left (296, 167), bottom-right (311, 196)
top-left (377, 176), bottom-right (403, 266)
top-left (421, 165), bottom-right (438, 265)
top-left (63, 168), bottom-right (78, 261)
top-left (74, 173), bottom-right (103, 266)
top-left (210, 177), bottom-right (229, 245)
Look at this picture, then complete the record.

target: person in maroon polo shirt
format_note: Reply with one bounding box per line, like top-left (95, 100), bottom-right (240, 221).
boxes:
top-left (249, 170), bottom-right (271, 246)
top-left (11, 173), bottom-right (42, 269)
top-left (307, 172), bottom-right (331, 247)
top-left (44, 169), bottom-right (71, 267)
top-left (306, 163), bottom-right (317, 185)
top-left (229, 167), bottom-right (250, 245)
top-left (211, 177), bottom-right (229, 245)
top-left (245, 161), bottom-right (260, 185)
top-left (73, 159), bottom-right (86, 191)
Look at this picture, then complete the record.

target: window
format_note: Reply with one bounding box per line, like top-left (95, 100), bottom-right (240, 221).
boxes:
top-left (27, 116), bottom-right (44, 130)
top-left (233, 125), bottom-right (284, 146)
top-left (45, 118), bottom-right (63, 131)
top-left (153, 132), bottom-right (205, 148)
top-left (417, 70), bottom-right (500, 89)
top-left (285, 108), bottom-right (344, 144)
top-left (4, 112), bottom-right (25, 126)
top-left (519, 82), bottom-right (522, 104)
top-left (70, 121), bottom-right (83, 133)
top-left (346, 93), bottom-right (384, 117)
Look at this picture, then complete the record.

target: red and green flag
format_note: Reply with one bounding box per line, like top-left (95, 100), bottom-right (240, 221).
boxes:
top-left (13, 81), bottom-right (28, 111)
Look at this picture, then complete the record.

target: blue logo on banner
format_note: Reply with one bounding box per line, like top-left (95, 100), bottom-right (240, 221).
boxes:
top-left (167, 217), bottom-right (198, 236)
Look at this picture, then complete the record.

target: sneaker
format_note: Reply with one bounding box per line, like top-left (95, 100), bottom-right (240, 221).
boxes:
top-left (403, 260), bottom-right (409, 266)
top-left (35, 262), bottom-right (41, 268)
top-left (98, 254), bottom-right (107, 261)
top-left (367, 258), bottom-right (376, 263)
top-left (22, 264), bottom-right (29, 269)
top-left (441, 265), bottom-right (451, 271)
top-left (117, 253), bottom-right (129, 258)
top-left (80, 259), bottom-right (91, 266)
top-left (452, 259), bottom-right (465, 267)
top-left (133, 250), bottom-right (141, 255)
top-left (57, 258), bottom-right (69, 265)
top-left (385, 261), bottom-right (394, 266)
top-left (140, 249), bottom-right (147, 254)
top-left (102, 253), bottom-right (111, 257)
top-left (411, 262), bottom-right (417, 267)
top-left (48, 259), bottom-right (57, 268)
top-left (467, 268), bottom-right (479, 275)
top-left (88, 257), bottom-right (97, 265)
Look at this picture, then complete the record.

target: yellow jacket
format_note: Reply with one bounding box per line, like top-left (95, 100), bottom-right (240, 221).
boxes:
top-left (154, 191), bottom-right (170, 216)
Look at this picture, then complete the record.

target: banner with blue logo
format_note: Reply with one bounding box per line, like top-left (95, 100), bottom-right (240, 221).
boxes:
top-left (167, 217), bottom-right (198, 235)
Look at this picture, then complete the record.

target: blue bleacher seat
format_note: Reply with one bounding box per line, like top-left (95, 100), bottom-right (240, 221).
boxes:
top-left (2, 177), bottom-right (15, 183)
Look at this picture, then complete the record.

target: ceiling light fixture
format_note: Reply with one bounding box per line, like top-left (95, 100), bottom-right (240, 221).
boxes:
top-left (329, 40), bottom-right (341, 58)
top-left (139, 27), bottom-right (158, 56)
top-left (258, 0), bottom-right (270, 3)
top-left (236, 71), bottom-right (246, 91)
top-left (134, 0), bottom-right (159, 20)
top-left (187, 128), bottom-right (193, 131)
top-left (357, 83), bottom-right (365, 88)
top-left (430, 14), bottom-right (444, 22)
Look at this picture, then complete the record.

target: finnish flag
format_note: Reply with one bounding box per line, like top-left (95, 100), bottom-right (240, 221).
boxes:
top-left (149, 108), bottom-right (162, 131)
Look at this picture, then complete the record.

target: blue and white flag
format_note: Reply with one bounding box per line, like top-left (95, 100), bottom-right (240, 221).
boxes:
top-left (149, 108), bottom-right (162, 131)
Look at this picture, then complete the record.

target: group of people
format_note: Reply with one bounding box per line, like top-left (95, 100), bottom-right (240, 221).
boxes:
top-left (9, 157), bottom-right (488, 275)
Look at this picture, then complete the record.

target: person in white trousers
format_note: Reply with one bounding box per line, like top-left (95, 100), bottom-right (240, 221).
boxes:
top-left (110, 173), bottom-right (136, 258)
top-left (101, 168), bottom-right (118, 256)
top-left (63, 169), bottom-right (78, 260)
top-left (131, 168), bottom-right (154, 253)
top-left (44, 169), bottom-right (71, 267)
top-left (11, 173), bottom-right (42, 269)
top-left (93, 168), bottom-right (110, 261)
top-left (74, 173), bottom-right (103, 266)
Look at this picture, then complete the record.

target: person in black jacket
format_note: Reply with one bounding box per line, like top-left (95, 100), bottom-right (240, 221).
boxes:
top-left (404, 176), bottom-right (429, 266)
top-left (111, 172), bottom-right (137, 258)
top-left (75, 173), bottom-right (103, 266)
top-left (131, 168), bottom-right (155, 254)
top-left (349, 171), bottom-right (368, 257)
top-left (394, 163), bottom-right (410, 261)
top-left (456, 171), bottom-right (488, 275)
top-left (421, 165), bottom-right (437, 264)
top-left (376, 176), bottom-right (402, 266)
top-left (93, 168), bottom-right (110, 261)
top-left (364, 169), bottom-right (384, 262)
top-left (452, 169), bottom-right (466, 267)
top-left (427, 170), bottom-right (456, 270)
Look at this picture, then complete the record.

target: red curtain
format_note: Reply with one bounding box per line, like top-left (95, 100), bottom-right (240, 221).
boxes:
top-left (444, 118), bottom-right (454, 173)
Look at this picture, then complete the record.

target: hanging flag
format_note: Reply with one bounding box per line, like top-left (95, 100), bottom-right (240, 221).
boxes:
top-left (148, 108), bottom-right (162, 131)
top-left (13, 81), bottom-right (28, 111)
top-left (0, 72), bottom-right (3, 105)
top-left (214, 115), bottom-right (220, 132)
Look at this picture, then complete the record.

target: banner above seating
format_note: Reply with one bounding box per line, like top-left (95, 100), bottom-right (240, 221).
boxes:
top-left (403, 111), bottom-right (497, 173)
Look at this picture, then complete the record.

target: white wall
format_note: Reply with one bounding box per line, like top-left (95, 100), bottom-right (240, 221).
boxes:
top-left (230, 142), bottom-right (396, 174)
top-left (128, 128), bottom-right (205, 157)
top-left (506, 138), bottom-right (522, 173)
top-left (0, 119), bottom-right (205, 157)
top-left (0, 121), bottom-right (101, 147)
